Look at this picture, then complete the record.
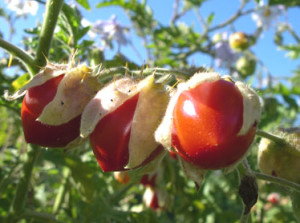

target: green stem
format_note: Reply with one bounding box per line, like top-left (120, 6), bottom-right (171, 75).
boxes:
top-left (22, 210), bottom-right (57, 222)
top-left (256, 129), bottom-right (287, 145)
top-left (254, 172), bottom-right (300, 192)
top-left (34, 0), bottom-right (64, 68)
top-left (52, 168), bottom-right (70, 215)
top-left (0, 38), bottom-right (37, 76)
top-left (240, 212), bottom-right (250, 223)
top-left (8, 144), bottom-right (40, 221)
top-left (98, 66), bottom-right (191, 82)
top-left (287, 26), bottom-right (300, 43)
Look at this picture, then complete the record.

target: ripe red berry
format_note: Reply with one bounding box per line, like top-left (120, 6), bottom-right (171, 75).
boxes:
top-left (140, 174), bottom-right (157, 187)
top-left (21, 75), bottom-right (81, 147)
top-left (171, 79), bottom-right (257, 169)
top-left (81, 75), bottom-right (169, 172)
top-left (156, 72), bottom-right (261, 171)
top-left (10, 62), bottom-right (101, 148)
top-left (267, 193), bottom-right (280, 205)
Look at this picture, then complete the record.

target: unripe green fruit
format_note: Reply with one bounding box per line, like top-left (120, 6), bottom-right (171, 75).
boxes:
top-left (236, 55), bottom-right (256, 77)
top-left (229, 32), bottom-right (250, 51)
top-left (258, 130), bottom-right (300, 184)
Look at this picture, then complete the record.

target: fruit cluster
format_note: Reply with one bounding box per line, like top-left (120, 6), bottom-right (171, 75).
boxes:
top-left (8, 61), bottom-right (262, 185)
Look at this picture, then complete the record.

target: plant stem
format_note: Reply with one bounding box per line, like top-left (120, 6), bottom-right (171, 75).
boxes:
top-left (22, 210), bottom-right (57, 222)
top-left (240, 212), bottom-right (250, 223)
top-left (0, 38), bottom-right (37, 76)
top-left (98, 66), bottom-right (192, 81)
top-left (256, 129), bottom-right (287, 145)
top-left (254, 172), bottom-right (300, 192)
top-left (34, 0), bottom-right (64, 68)
top-left (7, 144), bottom-right (40, 222)
top-left (52, 168), bottom-right (70, 214)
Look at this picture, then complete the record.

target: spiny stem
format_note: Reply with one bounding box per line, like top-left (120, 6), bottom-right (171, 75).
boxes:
top-left (254, 172), bottom-right (300, 192)
top-left (34, 0), bottom-right (64, 68)
top-left (98, 66), bottom-right (192, 81)
top-left (0, 38), bottom-right (37, 76)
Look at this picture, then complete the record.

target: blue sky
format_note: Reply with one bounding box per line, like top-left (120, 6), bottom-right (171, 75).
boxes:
top-left (1, 0), bottom-right (299, 81)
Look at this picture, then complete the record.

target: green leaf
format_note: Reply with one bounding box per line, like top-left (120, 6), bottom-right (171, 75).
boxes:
top-left (184, 0), bottom-right (206, 7)
top-left (269, 0), bottom-right (300, 6)
top-left (11, 73), bottom-right (31, 91)
top-left (65, 156), bottom-right (96, 201)
top-left (96, 0), bottom-right (125, 8)
top-left (206, 12), bottom-right (215, 26)
top-left (76, 0), bottom-right (91, 10)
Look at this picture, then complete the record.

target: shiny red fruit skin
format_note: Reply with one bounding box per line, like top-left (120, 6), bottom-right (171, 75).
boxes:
top-left (172, 79), bottom-right (256, 169)
top-left (21, 75), bottom-right (81, 147)
top-left (90, 94), bottom-right (140, 172)
top-left (90, 93), bottom-right (164, 172)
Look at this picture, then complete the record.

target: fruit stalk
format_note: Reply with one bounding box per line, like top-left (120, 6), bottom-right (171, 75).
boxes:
top-left (0, 38), bottom-right (37, 76)
top-left (256, 129), bottom-right (288, 145)
top-left (253, 172), bottom-right (300, 192)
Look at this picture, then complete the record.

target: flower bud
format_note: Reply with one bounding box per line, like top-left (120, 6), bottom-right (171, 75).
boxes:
top-left (81, 75), bottom-right (169, 171)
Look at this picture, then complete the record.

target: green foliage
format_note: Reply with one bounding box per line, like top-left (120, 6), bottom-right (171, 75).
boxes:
top-left (76, 0), bottom-right (91, 10)
top-left (0, 0), bottom-right (300, 222)
top-left (269, 0), bottom-right (300, 7)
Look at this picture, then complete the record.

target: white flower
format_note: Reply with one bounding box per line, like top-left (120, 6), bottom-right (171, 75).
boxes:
top-left (82, 15), bottom-right (130, 50)
top-left (214, 33), bottom-right (237, 68)
top-left (5, 0), bottom-right (38, 16)
top-left (252, 5), bottom-right (284, 30)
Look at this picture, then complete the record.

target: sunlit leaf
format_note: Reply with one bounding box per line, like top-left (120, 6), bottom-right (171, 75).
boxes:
top-left (76, 0), bottom-right (91, 10)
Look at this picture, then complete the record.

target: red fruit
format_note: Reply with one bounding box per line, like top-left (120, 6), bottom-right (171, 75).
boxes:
top-left (155, 73), bottom-right (261, 176)
top-left (171, 79), bottom-right (257, 169)
top-left (83, 76), bottom-right (169, 172)
top-left (140, 174), bottom-right (157, 187)
top-left (267, 193), bottom-right (280, 205)
top-left (143, 186), bottom-right (169, 211)
top-left (149, 193), bottom-right (159, 210)
top-left (21, 75), bottom-right (81, 147)
top-left (90, 94), bottom-right (140, 171)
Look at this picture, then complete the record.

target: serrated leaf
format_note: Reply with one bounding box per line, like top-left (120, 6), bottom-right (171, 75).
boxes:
top-left (76, 0), bottom-right (91, 10)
